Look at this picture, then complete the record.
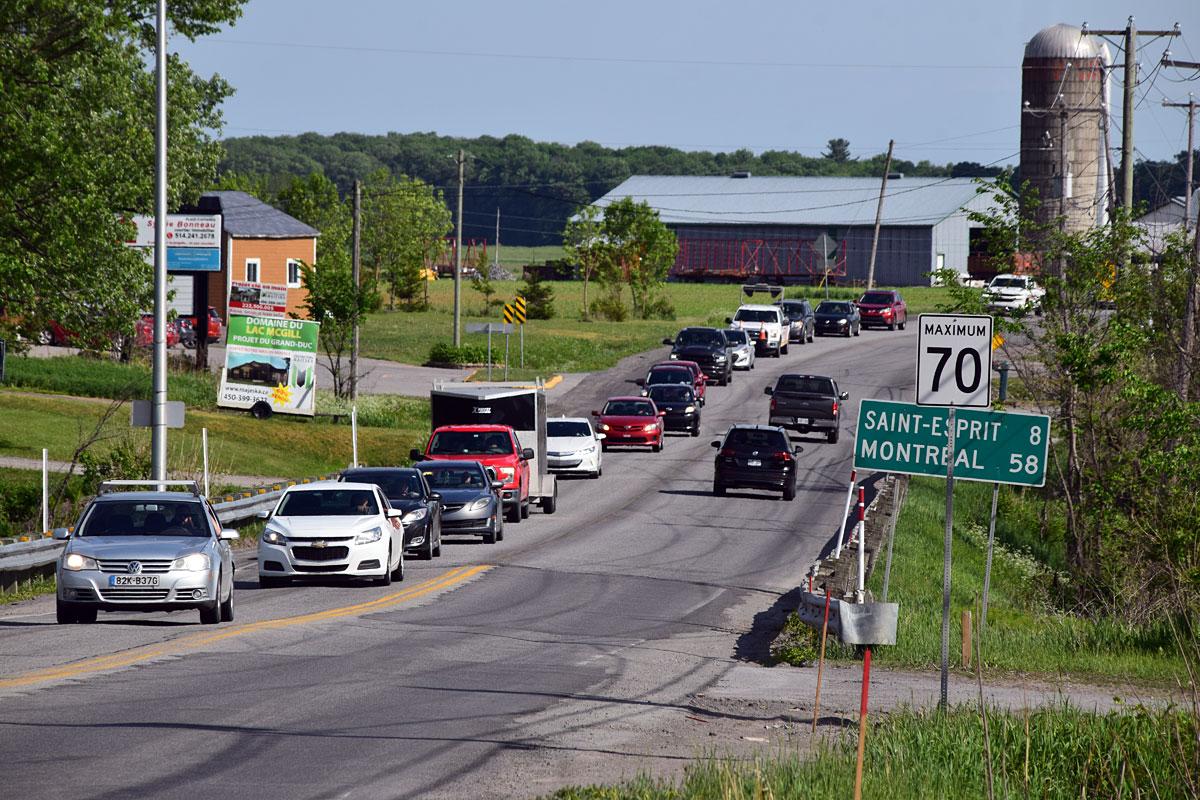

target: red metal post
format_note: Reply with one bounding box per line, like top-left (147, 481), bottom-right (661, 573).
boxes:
top-left (854, 646), bottom-right (872, 800)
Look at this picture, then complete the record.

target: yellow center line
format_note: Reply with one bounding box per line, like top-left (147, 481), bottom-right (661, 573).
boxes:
top-left (0, 564), bottom-right (492, 691)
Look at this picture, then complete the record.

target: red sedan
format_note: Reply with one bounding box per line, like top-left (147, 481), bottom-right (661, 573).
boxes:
top-left (592, 397), bottom-right (666, 452)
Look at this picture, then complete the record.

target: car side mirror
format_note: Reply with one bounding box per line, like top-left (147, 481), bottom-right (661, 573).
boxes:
top-left (52, 527), bottom-right (71, 540)
top-left (793, 445), bottom-right (804, 455)
top-left (521, 447), bottom-right (535, 460)
top-left (219, 528), bottom-right (240, 541)
top-left (634, 378), bottom-right (645, 387)
top-left (386, 509), bottom-right (404, 519)
top-left (409, 448), bottom-right (423, 461)
top-left (725, 317), bottom-right (733, 324)
top-left (839, 391), bottom-right (849, 400)
top-left (490, 480), bottom-right (505, 490)
top-left (591, 410), bottom-right (600, 417)
top-left (662, 337), bottom-right (674, 346)
top-left (763, 386), bottom-right (773, 395)
top-left (256, 510), bottom-right (270, 520)
top-left (710, 440), bottom-right (721, 448)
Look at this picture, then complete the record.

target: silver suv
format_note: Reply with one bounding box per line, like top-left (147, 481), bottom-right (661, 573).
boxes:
top-left (54, 481), bottom-right (239, 625)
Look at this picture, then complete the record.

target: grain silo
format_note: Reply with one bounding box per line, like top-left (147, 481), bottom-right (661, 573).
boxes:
top-left (1020, 23), bottom-right (1110, 234)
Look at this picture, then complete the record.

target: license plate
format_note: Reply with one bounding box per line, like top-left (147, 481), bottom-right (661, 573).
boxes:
top-left (747, 459), bottom-right (762, 467)
top-left (796, 418), bottom-right (810, 426)
top-left (109, 575), bottom-right (159, 587)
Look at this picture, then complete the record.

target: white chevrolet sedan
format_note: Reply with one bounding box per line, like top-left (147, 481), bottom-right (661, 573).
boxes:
top-left (546, 417), bottom-right (603, 478)
top-left (258, 481), bottom-right (405, 587)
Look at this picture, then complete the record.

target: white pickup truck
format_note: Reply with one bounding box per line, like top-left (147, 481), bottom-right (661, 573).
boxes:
top-left (984, 273), bottom-right (1045, 315)
top-left (727, 304), bottom-right (788, 357)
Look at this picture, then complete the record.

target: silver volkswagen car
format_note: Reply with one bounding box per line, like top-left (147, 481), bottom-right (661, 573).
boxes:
top-left (54, 481), bottom-right (239, 625)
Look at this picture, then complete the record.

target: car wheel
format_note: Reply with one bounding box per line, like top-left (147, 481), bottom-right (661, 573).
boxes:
top-left (899, 317), bottom-right (906, 330)
top-left (433, 528), bottom-right (442, 557)
top-left (56, 598), bottom-right (78, 624)
top-left (713, 480), bottom-right (726, 497)
top-left (483, 524), bottom-right (497, 544)
top-left (808, 330), bottom-right (814, 343)
top-left (497, 515), bottom-right (504, 541)
top-left (652, 436), bottom-right (663, 452)
top-left (853, 326), bottom-right (860, 337)
top-left (781, 342), bottom-right (789, 355)
top-left (506, 501), bottom-right (521, 523)
top-left (391, 552), bottom-right (405, 582)
top-left (520, 500), bottom-right (530, 519)
top-left (199, 599), bottom-right (221, 624)
top-left (783, 483), bottom-right (796, 501)
top-left (374, 547), bottom-right (393, 587)
top-left (601, 442), bottom-right (609, 452)
top-left (691, 425), bottom-right (700, 437)
top-left (220, 583), bottom-right (235, 622)
top-left (543, 485), bottom-right (558, 515)
top-left (423, 533), bottom-right (436, 560)
top-left (887, 320), bottom-right (896, 331)
top-left (828, 429), bottom-right (840, 444)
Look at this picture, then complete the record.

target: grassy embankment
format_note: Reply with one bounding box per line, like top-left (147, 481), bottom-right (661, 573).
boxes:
top-left (362, 280), bottom-right (953, 376)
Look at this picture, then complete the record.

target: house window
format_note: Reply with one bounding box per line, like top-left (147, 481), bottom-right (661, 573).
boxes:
top-left (287, 258), bottom-right (302, 288)
top-left (245, 258), bottom-right (260, 283)
top-left (935, 253), bottom-right (945, 271)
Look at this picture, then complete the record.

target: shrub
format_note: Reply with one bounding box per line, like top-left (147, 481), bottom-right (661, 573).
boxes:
top-left (588, 293), bottom-right (628, 322)
top-left (640, 293), bottom-right (676, 320)
top-left (79, 438), bottom-right (151, 495)
top-left (0, 479), bottom-right (40, 538)
top-left (518, 271), bottom-right (556, 319)
top-left (427, 342), bottom-right (490, 366)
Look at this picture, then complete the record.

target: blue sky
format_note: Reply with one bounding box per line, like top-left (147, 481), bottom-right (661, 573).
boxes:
top-left (176, 0), bottom-right (1200, 167)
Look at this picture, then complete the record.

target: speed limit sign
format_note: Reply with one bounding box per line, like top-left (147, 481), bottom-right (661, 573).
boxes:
top-left (915, 313), bottom-right (993, 407)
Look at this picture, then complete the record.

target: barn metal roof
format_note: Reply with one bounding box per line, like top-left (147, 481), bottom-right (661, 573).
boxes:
top-left (591, 175), bottom-right (991, 228)
top-left (200, 191), bottom-right (320, 239)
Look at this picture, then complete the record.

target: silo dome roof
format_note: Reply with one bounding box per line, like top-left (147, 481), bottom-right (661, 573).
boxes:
top-left (1024, 23), bottom-right (1103, 59)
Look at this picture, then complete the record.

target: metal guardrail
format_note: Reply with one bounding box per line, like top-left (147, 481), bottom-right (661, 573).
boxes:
top-left (0, 474), bottom-right (337, 594)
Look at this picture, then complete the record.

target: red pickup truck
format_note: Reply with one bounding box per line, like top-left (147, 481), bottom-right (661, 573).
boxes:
top-left (413, 424), bottom-right (533, 523)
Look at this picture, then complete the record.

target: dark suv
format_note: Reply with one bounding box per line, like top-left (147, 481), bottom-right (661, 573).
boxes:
top-left (776, 300), bottom-right (815, 344)
top-left (663, 327), bottom-right (734, 385)
top-left (711, 424), bottom-right (801, 501)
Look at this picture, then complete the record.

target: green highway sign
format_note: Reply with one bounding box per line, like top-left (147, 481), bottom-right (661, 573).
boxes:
top-left (854, 398), bottom-right (1050, 487)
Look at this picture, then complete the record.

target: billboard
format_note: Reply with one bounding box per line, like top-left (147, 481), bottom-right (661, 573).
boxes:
top-left (124, 214), bottom-right (222, 272)
top-left (218, 315), bottom-right (320, 416)
top-left (229, 280), bottom-right (288, 318)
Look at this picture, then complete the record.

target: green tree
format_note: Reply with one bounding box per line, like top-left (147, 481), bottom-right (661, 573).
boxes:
top-left (362, 169), bottom-right (452, 310)
top-left (597, 198), bottom-right (678, 319)
top-left (297, 259), bottom-right (378, 400)
top-left (563, 205), bottom-right (607, 320)
top-left (823, 138), bottom-right (852, 163)
top-left (517, 270), bottom-right (556, 320)
top-left (0, 0), bottom-right (243, 350)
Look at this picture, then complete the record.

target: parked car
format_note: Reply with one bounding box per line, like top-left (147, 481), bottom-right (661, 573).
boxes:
top-left (546, 417), bottom-right (604, 479)
top-left (722, 328), bottom-right (756, 370)
top-left (258, 481), bottom-right (405, 587)
top-left (134, 314), bottom-right (181, 348)
top-left (412, 424), bottom-right (533, 524)
top-left (339, 467), bottom-right (443, 560)
top-left (855, 290), bottom-right (907, 330)
top-left (663, 327), bottom-right (734, 385)
top-left (776, 299), bottom-right (816, 344)
top-left (640, 361), bottom-right (706, 405)
top-left (179, 306), bottom-right (225, 347)
top-left (728, 304), bottom-right (788, 357)
top-left (983, 273), bottom-right (1045, 315)
top-left (765, 374), bottom-right (849, 444)
top-left (711, 424), bottom-right (802, 501)
top-left (592, 397), bottom-right (666, 452)
top-left (814, 300), bottom-right (861, 337)
top-left (645, 383), bottom-right (701, 436)
top-left (412, 460), bottom-right (504, 544)
top-left (54, 480), bottom-right (238, 624)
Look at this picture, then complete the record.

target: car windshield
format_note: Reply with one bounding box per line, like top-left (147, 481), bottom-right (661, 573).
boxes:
top-left (422, 465), bottom-right (488, 489)
top-left (778, 303), bottom-right (807, 318)
top-left (859, 292), bottom-right (896, 305)
top-left (647, 368), bottom-right (691, 385)
top-left (734, 308), bottom-right (779, 323)
top-left (725, 428), bottom-right (789, 450)
top-left (345, 471), bottom-right (422, 499)
top-left (79, 500), bottom-right (209, 537)
top-left (776, 375), bottom-right (835, 395)
top-left (548, 421), bottom-right (592, 437)
top-left (604, 400), bottom-right (656, 416)
top-left (675, 328), bottom-right (724, 347)
top-left (990, 278), bottom-right (1026, 288)
top-left (648, 385), bottom-right (694, 403)
top-left (724, 329), bottom-right (748, 345)
top-left (816, 302), bottom-right (852, 314)
top-left (277, 489), bottom-right (379, 516)
top-left (428, 430), bottom-right (512, 455)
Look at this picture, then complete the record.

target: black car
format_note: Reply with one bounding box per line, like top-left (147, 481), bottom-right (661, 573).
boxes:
top-left (663, 327), bottom-right (733, 385)
top-left (711, 424), bottom-right (801, 501)
top-left (340, 467), bottom-right (443, 559)
top-left (646, 383), bottom-right (701, 436)
top-left (776, 300), bottom-right (815, 344)
top-left (814, 300), bottom-right (861, 337)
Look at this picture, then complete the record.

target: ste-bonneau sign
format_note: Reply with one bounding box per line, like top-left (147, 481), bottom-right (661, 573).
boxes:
top-left (854, 398), bottom-right (1050, 487)
top-left (916, 313), bottom-right (993, 407)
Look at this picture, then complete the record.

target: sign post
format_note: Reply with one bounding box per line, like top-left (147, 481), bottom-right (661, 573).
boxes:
top-left (514, 295), bottom-right (527, 368)
top-left (812, 234), bottom-right (837, 299)
top-left (466, 322), bottom-right (513, 382)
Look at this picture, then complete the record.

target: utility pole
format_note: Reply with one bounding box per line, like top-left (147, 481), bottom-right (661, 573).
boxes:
top-left (1084, 19), bottom-right (1180, 213)
top-left (494, 207), bottom-right (501, 272)
top-left (1161, 58), bottom-right (1198, 400)
top-left (453, 149), bottom-right (465, 347)
top-left (151, 0), bottom-right (168, 487)
top-left (865, 139), bottom-right (894, 290)
top-left (351, 179), bottom-right (361, 401)
top-left (1162, 93), bottom-right (1197, 233)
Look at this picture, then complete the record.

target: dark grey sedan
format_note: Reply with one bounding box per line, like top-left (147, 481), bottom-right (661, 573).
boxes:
top-left (341, 467), bottom-right (443, 560)
top-left (413, 461), bottom-right (504, 545)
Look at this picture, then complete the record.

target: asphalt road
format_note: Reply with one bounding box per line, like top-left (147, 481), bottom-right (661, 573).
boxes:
top-left (0, 325), bottom-right (918, 799)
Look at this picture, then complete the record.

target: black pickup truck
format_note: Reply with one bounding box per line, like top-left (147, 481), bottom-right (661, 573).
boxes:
top-left (764, 374), bottom-right (849, 444)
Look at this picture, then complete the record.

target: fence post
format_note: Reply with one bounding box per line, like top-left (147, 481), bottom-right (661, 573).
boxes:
top-left (811, 589), bottom-right (832, 734)
top-left (856, 486), bottom-right (866, 602)
top-left (41, 448), bottom-right (49, 535)
top-left (351, 405), bottom-right (359, 468)
top-left (853, 646), bottom-right (873, 800)
top-left (202, 427), bottom-right (210, 498)
top-left (835, 468), bottom-right (857, 558)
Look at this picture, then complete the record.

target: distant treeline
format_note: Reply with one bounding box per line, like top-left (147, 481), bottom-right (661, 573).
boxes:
top-left (218, 132), bottom-right (1005, 246)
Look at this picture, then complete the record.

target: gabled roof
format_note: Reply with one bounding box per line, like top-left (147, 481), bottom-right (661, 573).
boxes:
top-left (199, 191), bottom-right (320, 239)
top-left (591, 175), bottom-right (992, 227)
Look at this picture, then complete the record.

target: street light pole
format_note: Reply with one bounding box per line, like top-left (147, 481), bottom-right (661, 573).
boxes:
top-left (453, 149), bottom-right (465, 347)
top-left (151, 0), bottom-right (169, 487)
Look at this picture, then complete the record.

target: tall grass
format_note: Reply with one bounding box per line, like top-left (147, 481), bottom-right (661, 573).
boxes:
top-left (550, 706), bottom-right (1197, 800)
top-left (4, 355), bottom-right (217, 408)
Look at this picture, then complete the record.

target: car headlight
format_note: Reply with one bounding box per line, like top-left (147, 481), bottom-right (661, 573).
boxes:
top-left (356, 526), bottom-right (384, 545)
top-left (684, 405), bottom-right (696, 414)
top-left (579, 444), bottom-right (596, 454)
top-left (171, 553), bottom-right (210, 571)
top-left (669, 353), bottom-right (679, 359)
top-left (467, 497), bottom-right (491, 512)
top-left (714, 354), bottom-right (726, 362)
top-left (642, 423), bottom-right (658, 432)
top-left (403, 508), bottom-right (428, 523)
top-left (837, 318), bottom-right (848, 325)
top-left (496, 467), bottom-right (515, 481)
top-left (63, 553), bottom-right (98, 572)
top-left (599, 423), bottom-right (610, 431)
top-left (262, 528), bottom-right (287, 546)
